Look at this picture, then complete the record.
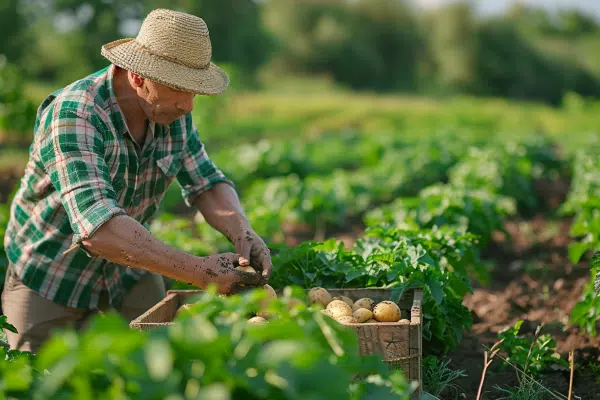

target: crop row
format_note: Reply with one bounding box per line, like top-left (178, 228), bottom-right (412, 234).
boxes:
top-left (182, 134), bottom-right (564, 252)
top-left (560, 138), bottom-right (600, 335)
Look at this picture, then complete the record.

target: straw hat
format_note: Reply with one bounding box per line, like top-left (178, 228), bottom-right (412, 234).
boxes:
top-left (101, 8), bottom-right (229, 95)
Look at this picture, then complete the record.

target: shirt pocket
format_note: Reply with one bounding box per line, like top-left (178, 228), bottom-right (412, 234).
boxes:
top-left (156, 153), bottom-right (183, 179)
top-left (154, 152), bottom-right (184, 204)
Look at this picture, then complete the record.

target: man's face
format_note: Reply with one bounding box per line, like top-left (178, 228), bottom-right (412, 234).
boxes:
top-left (132, 73), bottom-right (195, 125)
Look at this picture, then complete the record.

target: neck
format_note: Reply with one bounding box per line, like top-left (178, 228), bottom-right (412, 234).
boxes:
top-left (112, 67), bottom-right (148, 141)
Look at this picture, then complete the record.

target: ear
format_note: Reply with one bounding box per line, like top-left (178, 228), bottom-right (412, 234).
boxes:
top-left (129, 71), bottom-right (145, 88)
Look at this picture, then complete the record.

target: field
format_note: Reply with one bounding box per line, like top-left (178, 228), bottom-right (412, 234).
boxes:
top-left (1, 88), bottom-right (600, 399)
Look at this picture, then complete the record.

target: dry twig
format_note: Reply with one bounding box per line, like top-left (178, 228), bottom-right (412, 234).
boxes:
top-left (568, 351), bottom-right (575, 400)
top-left (476, 339), bottom-right (503, 400)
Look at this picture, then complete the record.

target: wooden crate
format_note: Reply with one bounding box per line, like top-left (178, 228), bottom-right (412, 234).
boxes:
top-left (130, 288), bottom-right (423, 397)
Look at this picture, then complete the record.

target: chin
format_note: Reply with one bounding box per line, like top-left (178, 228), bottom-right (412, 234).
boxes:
top-left (152, 116), bottom-right (175, 125)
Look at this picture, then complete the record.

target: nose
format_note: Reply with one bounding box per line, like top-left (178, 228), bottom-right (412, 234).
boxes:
top-left (176, 95), bottom-right (194, 114)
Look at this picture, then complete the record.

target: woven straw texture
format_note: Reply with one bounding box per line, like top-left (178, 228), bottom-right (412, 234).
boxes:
top-left (101, 8), bottom-right (229, 95)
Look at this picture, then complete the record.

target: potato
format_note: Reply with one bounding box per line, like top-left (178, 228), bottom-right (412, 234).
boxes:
top-left (320, 309), bottom-right (333, 318)
top-left (352, 298), bottom-right (375, 313)
top-left (257, 284), bottom-right (278, 318)
top-left (336, 316), bottom-right (357, 324)
top-left (235, 265), bottom-right (257, 274)
top-left (332, 296), bottom-right (353, 308)
top-left (399, 319), bottom-right (411, 324)
top-left (248, 316), bottom-right (268, 325)
top-left (373, 301), bottom-right (401, 322)
top-left (353, 308), bottom-right (373, 323)
top-left (308, 287), bottom-right (332, 307)
top-left (365, 318), bottom-right (378, 323)
top-left (326, 300), bottom-right (353, 319)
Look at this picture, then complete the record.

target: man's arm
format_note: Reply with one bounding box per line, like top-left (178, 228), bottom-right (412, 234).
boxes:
top-left (176, 114), bottom-right (273, 279)
top-left (193, 183), bottom-right (272, 279)
top-left (80, 214), bottom-right (264, 293)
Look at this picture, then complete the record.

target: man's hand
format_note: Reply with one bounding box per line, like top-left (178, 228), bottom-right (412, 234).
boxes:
top-left (193, 183), bottom-right (273, 280)
top-left (232, 228), bottom-right (273, 280)
top-left (203, 252), bottom-right (267, 294)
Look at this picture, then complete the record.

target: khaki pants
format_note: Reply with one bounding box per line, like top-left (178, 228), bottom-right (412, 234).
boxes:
top-left (1, 265), bottom-right (165, 353)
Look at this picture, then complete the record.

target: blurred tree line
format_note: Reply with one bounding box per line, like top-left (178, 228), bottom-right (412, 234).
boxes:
top-left (2, 0), bottom-right (600, 108)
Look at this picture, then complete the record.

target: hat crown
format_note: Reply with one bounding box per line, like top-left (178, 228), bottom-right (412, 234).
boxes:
top-left (136, 9), bottom-right (212, 69)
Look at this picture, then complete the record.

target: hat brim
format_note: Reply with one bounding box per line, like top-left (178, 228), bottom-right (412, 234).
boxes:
top-left (101, 38), bottom-right (229, 95)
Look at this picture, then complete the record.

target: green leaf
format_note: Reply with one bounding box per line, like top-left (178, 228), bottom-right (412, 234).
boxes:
top-left (568, 242), bottom-right (592, 264)
top-left (0, 315), bottom-right (18, 333)
top-left (427, 279), bottom-right (444, 305)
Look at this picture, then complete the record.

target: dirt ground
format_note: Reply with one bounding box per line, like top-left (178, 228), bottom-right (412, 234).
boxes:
top-left (444, 216), bottom-right (600, 400)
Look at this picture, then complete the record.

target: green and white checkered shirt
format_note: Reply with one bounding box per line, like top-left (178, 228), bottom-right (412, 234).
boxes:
top-left (4, 64), bottom-right (231, 310)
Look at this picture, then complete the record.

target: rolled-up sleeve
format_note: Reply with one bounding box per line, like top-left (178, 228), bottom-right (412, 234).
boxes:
top-left (177, 115), bottom-right (234, 206)
top-left (39, 106), bottom-right (126, 244)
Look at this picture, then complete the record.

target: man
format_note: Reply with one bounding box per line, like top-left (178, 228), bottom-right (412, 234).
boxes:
top-left (1, 8), bottom-right (272, 353)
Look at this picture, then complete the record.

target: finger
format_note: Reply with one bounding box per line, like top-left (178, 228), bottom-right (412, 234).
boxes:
top-left (261, 254), bottom-right (273, 280)
top-left (238, 242), bottom-right (251, 267)
top-left (255, 246), bottom-right (272, 279)
top-left (250, 245), bottom-right (272, 279)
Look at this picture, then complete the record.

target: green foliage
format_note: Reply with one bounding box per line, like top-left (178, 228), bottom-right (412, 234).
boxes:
top-left (0, 183), bottom-right (17, 289)
top-left (570, 251), bottom-right (600, 336)
top-left (497, 321), bottom-right (567, 378)
top-left (0, 60), bottom-right (38, 138)
top-left (364, 135), bottom-right (563, 252)
top-left (149, 213), bottom-right (215, 257)
top-left (422, 356), bottom-right (466, 399)
top-left (6, 0), bottom-right (600, 105)
top-left (561, 141), bottom-right (600, 264)
top-left (365, 184), bottom-right (516, 248)
top-left (494, 378), bottom-right (549, 400)
top-left (262, 0), bottom-right (424, 92)
top-left (0, 286), bottom-right (414, 399)
top-left (0, 0), bottom-right (27, 63)
top-left (473, 17), bottom-right (600, 105)
top-left (233, 135), bottom-right (466, 238)
top-left (448, 137), bottom-right (565, 213)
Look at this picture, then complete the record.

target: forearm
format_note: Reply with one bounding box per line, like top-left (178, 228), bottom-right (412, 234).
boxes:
top-left (193, 183), bottom-right (250, 242)
top-left (80, 215), bottom-right (214, 287)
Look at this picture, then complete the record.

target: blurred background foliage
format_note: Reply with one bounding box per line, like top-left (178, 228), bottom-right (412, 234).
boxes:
top-left (3, 0), bottom-right (600, 155)
top-left (3, 0), bottom-right (600, 104)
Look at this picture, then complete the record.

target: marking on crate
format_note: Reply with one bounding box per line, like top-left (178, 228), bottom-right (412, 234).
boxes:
top-left (384, 332), bottom-right (407, 350)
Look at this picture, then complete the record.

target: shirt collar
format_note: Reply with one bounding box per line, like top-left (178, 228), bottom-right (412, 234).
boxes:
top-left (106, 64), bottom-right (129, 136)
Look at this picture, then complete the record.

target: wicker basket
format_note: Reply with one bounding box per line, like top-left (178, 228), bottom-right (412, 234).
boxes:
top-left (130, 287), bottom-right (423, 398)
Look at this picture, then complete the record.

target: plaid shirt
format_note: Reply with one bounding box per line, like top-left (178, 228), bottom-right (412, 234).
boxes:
top-left (4, 64), bottom-right (231, 310)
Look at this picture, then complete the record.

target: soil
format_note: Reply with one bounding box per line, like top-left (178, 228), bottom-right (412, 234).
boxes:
top-left (442, 215), bottom-right (600, 400)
